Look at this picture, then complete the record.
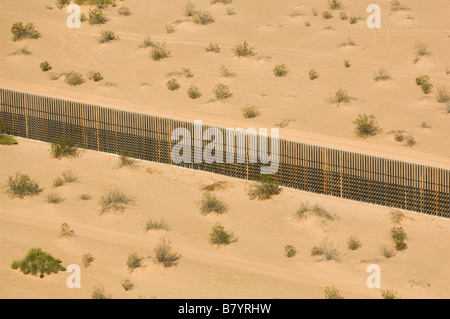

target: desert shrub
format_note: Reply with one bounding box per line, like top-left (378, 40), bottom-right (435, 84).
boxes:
top-left (391, 226), bottom-right (407, 251)
top-left (219, 65), bottom-right (235, 77)
top-left (421, 122), bottom-right (431, 128)
top-left (80, 193), bottom-right (92, 200)
top-left (184, 2), bottom-right (197, 17)
top-left (98, 30), bottom-right (119, 43)
top-left (328, 0), bottom-right (342, 10)
top-left (413, 41), bottom-right (431, 63)
top-left (0, 135), bottom-right (18, 145)
top-left (122, 279), bottom-right (135, 291)
top-left (88, 9), bottom-right (108, 25)
top-left (11, 22), bottom-right (41, 41)
top-left (201, 181), bottom-right (228, 191)
top-left (247, 175), bottom-right (281, 200)
top-left (346, 235), bottom-right (361, 250)
top-left (75, 0), bottom-right (116, 6)
top-left (353, 114), bottom-right (380, 138)
top-left (404, 135), bottom-right (415, 147)
top-left (322, 11), bottom-right (333, 19)
top-left (390, 210), bottom-right (405, 224)
top-left (200, 192), bottom-right (227, 215)
top-left (344, 59), bottom-right (351, 68)
top-left (119, 149), bottom-right (136, 167)
top-left (211, 0), bottom-right (232, 4)
top-left (62, 170), bottom-right (78, 183)
top-left (139, 37), bottom-right (156, 48)
top-left (436, 87), bottom-right (449, 103)
top-left (154, 238), bottom-right (181, 267)
top-left (213, 84), bottom-right (233, 99)
top-left (415, 75), bottom-right (433, 94)
top-left (56, 0), bottom-right (70, 9)
top-left (205, 43), bottom-right (221, 53)
top-left (226, 7), bottom-right (236, 15)
top-left (52, 177), bottom-right (63, 188)
top-left (308, 68), bottom-right (319, 80)
top-left (6, 172), bottom-right (42, 198)
top-left (373, 69), bottom-right (392, 81)
top-left (8, 47), bottom-right (32, 56)
top-left (284, 245), bottom-right (297, 258)
top-left (64, 71), bottom-right (85, 86)
top-left (165, 24), bottom-right (175, 33)
top-left (273, 64), bottom-right (288, 77)
top-left (241, 105), bottom-right (260, 118)
top-left (145, 219), bottom-right (170, 232)
top-left (327, 88), bottom-right (353, 105)
top-left (99, 187), bottom-right (134, 213)
top-left (183, 68), bottom-right (194, 78)
top-left (349, 15), bottom-right (358, 24)
top-left (166, 78), bottom-right (180, 91)
top-left (40, 61), bottom-right (51, 72)
top-left (91, 285), bottom-right (111, 299)
top-left (305, 21), bottom-right (311, 27)
top-left (209, 223), bottom-right (237, 246)
top-left (193, 11), bottom-right (215, 25)
top-left (390, 0), bottom-right (409, 12)
top-left (46, 192), bottom-right (64, 204)
top-left (311, 246), bottom-right (324, 256)
top-left (392, 130), bottom-right (405, 142)
top-left (50, 137), bottom-right (78, 158)
top-left (339, 12), bottom-right (348, 20)
top-left (187, 85), bottom-right (202, 99)
top-left (11, 248), bottom-right (65, 278)
top-left (82, 253), bottom-right (95, 268)
top-left (150, 43), bottom-right (171, 61)
top-left (117, 6), bottom-right (131, 16)
top-left (294, 202), bottom-right (334, 221)
top-left (59, 222), bottom-right (75, 237)
top-left (381, 289), bottom-right (399, 299)
top-left (232, 41), bottom-right (256, 57)
top-left (127, 252), bottom-right (145, 271)
top-left (87, 70), bottom-right (103, 82)
top-left (380, 245), bottom-right (396, 258)
top-left (311, 239), bottom-right (339, 261)
top-left (324, 286), bottom-right (344, 299)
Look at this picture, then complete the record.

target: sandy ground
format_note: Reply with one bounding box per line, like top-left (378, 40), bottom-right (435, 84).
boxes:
top-left (0, 0), bottom-right (449, 166)
top-left (0, 138), bottom-right (449, 299)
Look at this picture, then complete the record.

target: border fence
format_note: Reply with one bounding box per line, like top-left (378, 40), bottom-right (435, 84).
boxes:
top-left (0, 88), bottom-right (449, 218)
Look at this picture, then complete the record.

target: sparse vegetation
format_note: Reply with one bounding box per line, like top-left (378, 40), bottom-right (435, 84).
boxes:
top-left (349, 15), bottom-right (359, 24)
top-left (327, 88), bottom-right (353, 105)
top-left (213, 84), bottom-right (233, 100)
top-left (139, 37), bottom-right (156, 48)
top-left (241, 105), bottom-right (260, 119)
top-left (209, 223), bottom-right (237, 246)
top-left (0, 134), bottom-right (18, 145)
top-left (87, 71), bottom-right (103, 82)
top-left (91, 285), bottom-right (111, 299)
top-left (50, 137), bottom-right (78, 158)
top-left (413, 41), bottom-right (431, 63)
top-left (165, 24), bottom-right (175, 33)
top-left (183, 68), bottom-right (194, 78)
top-left (322, 11), bottom-right (333, 19)
top-left (201, 181), bottom-right (228, 191)
top-left (339, 12), bottom-right (348, 20)
top-left (373, 69), bottom-right (392, 81)
top-left (127, 252), bottom-right (145, 271)
top-left (284, 245), bottom-right (297, 258)
top-left (247, 175), bottom-right (281, 200)
top-left (346, 235), bottom-right (362, 250)
top-left (99, 187), bottom-right (134, 213)
top-left (390, 210), bottom-right (405, 224)
top-left (62, 170), bottom-right (78, 183)
top-left (154, 238), bottom-right (181, 267)
top-left (232, 41), bottom-right (256, 57)
top-left (46, 192), bottom-right (64, 204)
top-left (294, 202), bottom-right (335, 221)
top-left (324, 286), bottom-right (344, 299)
top-left (64, 71), bottom-right (85, 86)
top-left (88, 9), bottom-right (108, 25)
top-left (7, 47), bottom-right (32, 56)
top-left (328, 0), bottom-right (342, 10)
top-left (6, 172), bottom-right (43, 198)
top-left (436, 87), bottom-right (450, 103)
top-left (59, 222), bottom-right (75, 237)
top-left (226, 7), bottom-right (236, 15)
top-left (145, 219), bottom-right (170, 232)
top-left (184, 2), bottom-right (197, 17)
top-left (150, 43), bottom-right (171, 61)
top-left (117, 6), bottom-right (131, 16)
top-left (380, 245), bottom-right (396, 258)
top-left (391, 226), bottom-right (407, 251)
top-left (308, 68), bottom-right (319, 80)
top-left (119, 149), bottom-right (136, 167)
top-left (415, 75), bottom-right (433, 94)
top-left (200, 192), bottom-right (228, 215)
top-left (82, 253), bottom-right (95, 268)
top-left (187, 85), bottom-right (202, 99)
top-left (353, 114), bottom-right (380, 138)
top-left (404, 135), bottom-right (415, 147)
top-left (390, 0), bottom-right (409, 12)
top-left (273, 64), bottom-right (288, 77)
top-left (98, 30), bottom-right (119, 43)
top-left (311, 239), bottom-right (339, 261)
top-left (211, 0), bottom-right (232, 4)
top-left (205, 43), bottom-right (221, 53)
top-left (167, 78), bottom-right (180, 91)
top-left (40, 61), bottom-right (51, 72)
top-left (11, 248), bottom-right (65, 278)
top-left (11, 22), bottom-right (41, 41)
top-left (339, 37), bottom-right (356, 47)
top-left (55, 0), bottom-right (70, 9)
top-left (305, 21), bottom-right (311, 27)
top-left (192, 11), bottom-right (215, 25)
top-left (381, 289), bottom-right (399, 299)
top-left (80, 193), bottom-right (92, 200)
top-left (344, 59), bottom-right (351, 68)
top-left (122, 279), bottom-right (135, 291)
top-left (219, 65), bottom-right (235, 77)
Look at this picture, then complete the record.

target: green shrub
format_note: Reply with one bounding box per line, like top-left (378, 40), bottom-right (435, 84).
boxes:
top-left (219, 65), bottom-right (235, 77)
top-left (284, 245), bottom-right (297, 258)
top-left (339, 12), bottom-right (348, 20)
top-left (353, 114), bottom-right (380, 138)
top-left (99, 187), bottom-right (134, 213)
top-left (119, 149), bottom-right (136, 167)
top-left (122, 279), bottom-right (135, 291)
top-left (390, 226), bottom-right (407, 251)
top-left (98, 30), bottom-right (119, 43)
top-left (324, 286), bottom-right (344, 299)
top-left (344, 59), bottom-right (351, 68)
top-left (381, 289), bottom-right (399, 299)
top-left (150, 43), bottom-right (171, 61)
top-left (88, 9), bottom-right (108, 25)
top-left (213, 84), bottom-right (233, 99)
top-left (11, 248), bottom-right (65, 278)
top-left (154, 238), bottom-right (181, 267)
top-left (167, 78), bottom-right (180, 91)
top-left (187, 85), bottom-right (202, 99)
top-left (0, 134), bottom-right (18, 145)
top-left (373, 69), bottom-right (392, 81)
top-left (11, 22), bottom-right (41, 41)
top-left (145, 219), bottom-right (170, 231)
top-left (127, 252), bottom-right (145, 271)
top-left (273, 64), bottom-right (288, 77)
top-left (50, 137), bottom-right (78, 158)
top-left (200, 192), bottom-right (227, 215)
top-left (248, 175), bottom-right (281, 200)
top-left (205, 43), bottom-right (221, 53)
top-left (6, 172), bottom-right (42, 198)
top-left (436, 87), bottom-right (449, 103)
top-left (46, 192), bottom-right (64, 204)
top-left (322, 11), bottom-right (333, 19)
top-left (87, 70), bottom-right (103, 82)
top-left (293, 202), bottom-right (334, 221)
top-left (241, 105), bottom-right (260, 118)
top-left (183, 68), bottom-right (194, 78)
top-left (380, 245), bottom-right (396, 258)
top-left (327, 88), bottom-right (353, 105)
top-left (328, 0), bottom-right (342, 10)
top-left (64, 71), bottom-right (85, 86)
top-left (346, 235), bottom-right (361, 250)
top-left (117, 6), bottom-right (131, 16)
top-left (59, 222), bottom-right (75, 237)
top-left (91, 285), bottom-right (111, 299)
top-left (40, 61), bottom-right (51, 72)
top-left (82, 253), bottom-right (95, 268)
top-left (308, 68), bottom-right (319, 80)
top-left (232, 41), bottom-right (256, 57)
top-left (193, 11), bottom-right (215, 25)
top-left (209, 223), bottom-right (237, 246)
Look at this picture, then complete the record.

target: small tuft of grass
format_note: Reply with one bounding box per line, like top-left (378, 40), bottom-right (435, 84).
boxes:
top-left (226, 7), bottom-right (236, 15)
top-left (325, 286), bottom-right (344, 299)
top-left (349, 15), bottom-right (359, 24)
top-left (205, 43), bottom-right (221, 53)
top-left (139, 37), bottom-right (156, 48)
top-left (241, 105), bottom-right (260, 119)
top-left (184, 2), bottom-right (197, 17)
top-left (209, 223), bottom-right (237, 246)
top-left (200, 192), bottom-right (228, 215)
top-left (55, 0), bottom-right (70, 9)
top-left (126, 252), bottom-right (145, 271)
top-left (415, 75), bottom-right (433, 94)
top-left (183, 68), bottom-right (194, 78)
top-left (150, 43), bottom-right (171, 61)
top-left (145, 219), bottom-right (170, 232)
top-left (328, 0), bottom-right (342, 10)
top-left (213, 84), bottom-right (233, 100)
top-left (201, 181), bottom-right (228, 191)
top-left (80, 193), bottom-right (92, 200)
top-left (40, 61), bottom-right (51, 72)
top-left (122, 279), bottom-right (135, 291)
top-left (99, 187), bottom-right (134, 214)
top-left (404, 135), bottom-right (415, 147)
top-left (390, 210), bottom-right (405, 224)
top-left (62, 170), bottom-right (78, 183)
top-left (219, 65), bottom-right (235, 77)
top-left (6, 172), bottom-right (42, 198)
top-left (87, 70), bottom-right (103, 82)
top-left (0, 134), bottom-right (18, 145)
top-left (373, 69), bottom-right (392, 81)
top-left (308, 68), bottom-right (319, 80)
top-left (390, 0), bottom-right (409, 12)
top-left (232, 41), bottom-right (256, 57)
top-left (293, 202), bottom-right (335, 221)
top-left (64, 71), bottom-right (85, 86)
top-left (339, 12), bottom-right (348, 20)
top-left (305, 21), bottom-right (311, 27)
top-left (46, 192), bottom-right (64, 204)
top-left (273, 64), bottom-right (288, 77)
top-left (353, 114), bottom-right (380, 138)
top-left (390, 226), bottom-right (407, 251)
top-left (344, 59), bottom-right (351, 68)
top-left (322, 11), bottom-right (333, 19)
top-left (166, 78), bottom-right (180, 91)
top-left (327, 88), bottom-right (353, 105)
top-left (7, 46), bottom-right (32, 56)
top-left (192, 11), bottom-right (215, 25)
top-left (284, 245), bottom-right (297, 258)
top-left (413, 41), bottom-right (431, 63)
top-left (381, 289), bottom-right (399, 299)
top-left (91, 285), bottom-right (111, 299)
top-left (339, 37), bottom-right (356, 47)
top-left (346, 235), bottom-right (362, 250)
top-left (82, 253), bottom-right (94, 268)
top-left (98, 30), bottom-right (119, 44)
top-left (154, 238), bottom-right (181, 267)
top-left (165, 24), bottom-right (175, 33)
top-left (311, 239), bottom-right (339, 261)
top-left (117, 6), bottom-right (131, 16)
top-left (312, 9), bottom-right (318, 16)
top-left (187, 85), bottom-right (202, 99)
top-left (248, 175), bottom-right (281, 200)
top-left (380, 245), bottom-right (396, 258)
top-left (436, 87), bottom-right (450, 103)
top-left (50, 138), bottom-right (78, 158)
top-left (59, 222), bottom-right (75, 237)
